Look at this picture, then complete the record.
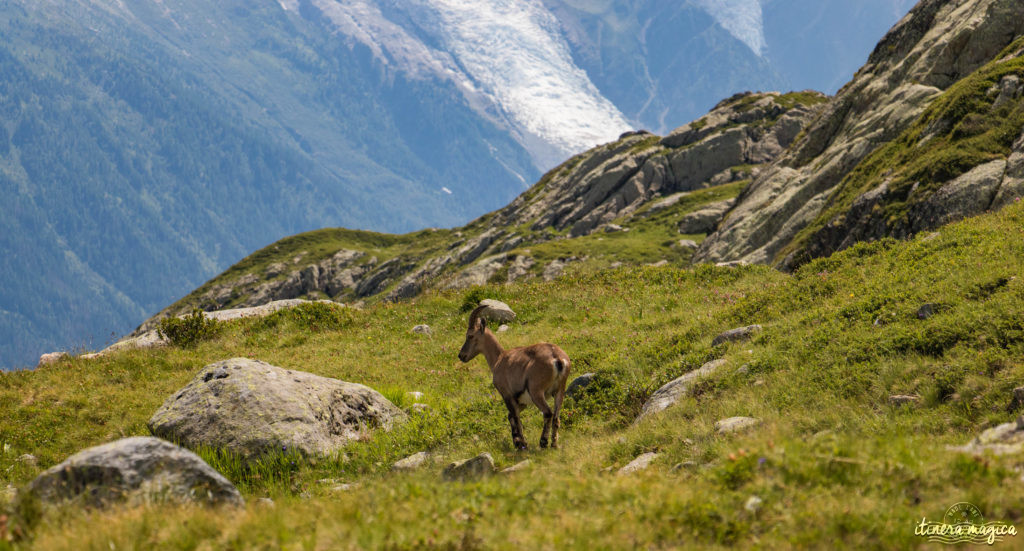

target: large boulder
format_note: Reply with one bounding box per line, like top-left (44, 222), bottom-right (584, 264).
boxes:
top-left (148, 358), bottom-right (406, 458)
top-left (442, 452), bottom-right (496, 481)
top-left (636, 359), bottom-right (727, 422)
top-left (678, 198), bottom-right (736, 234)
top-left (23, 437), bottom-right (242, 507)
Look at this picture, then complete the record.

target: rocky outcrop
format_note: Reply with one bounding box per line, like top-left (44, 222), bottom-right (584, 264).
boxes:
top-left (148, 358), bottom-right (406, 458)
top-left (636, 359), bottom-right (728, 422)
top-left (696, 0), bottom-right (1024, 267)
top-left (442, 452), bottom-right (496, 481)
top-left (486, 93), bottom-right (825, 239)
top-left (24, 437), bottom-right (242, 507)
top-left (678, 198), bottom-right (737, 234)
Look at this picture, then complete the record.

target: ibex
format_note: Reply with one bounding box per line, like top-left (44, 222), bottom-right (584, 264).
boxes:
top-left (458, 305), bottom-right (571, 450)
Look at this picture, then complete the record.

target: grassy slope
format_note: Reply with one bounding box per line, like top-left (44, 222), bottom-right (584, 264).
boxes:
top-left (2, 200), bottom-right (1024, 549)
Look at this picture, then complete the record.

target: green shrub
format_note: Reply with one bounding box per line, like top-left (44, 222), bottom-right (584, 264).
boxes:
top-left (157, 308), bottom-right (221, 348)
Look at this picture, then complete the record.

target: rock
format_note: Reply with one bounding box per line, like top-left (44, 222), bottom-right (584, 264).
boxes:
top-left (478, 299), bottom-right (516, 322)
top-left (23, 437), bottom-right (242, 507)
top-left (411, 403), bottom-right (430, 414)
top-left (603, 224), bottom-right (626, 233)
top-left (447, 254), bottom-right (508, 289)
top-left (148, 358), bottom-right (406, 458)
top-left (647, 260), bottom-right (669, 267)
top-left (566, 373), bottom-right (597, 399)
top-left (543, 258), bottom-right (578, 281)
top-left (736, 364), bottom-right (750, 375)
top-left (636, 359), bottom-right (727, 422)
top-left (501, 460), bottom-right (531, 474)
top-left (618, 452), bottom-right (659, 475)
top-left (329, 483), bottom-right (354, 492)
top-left (949, 416), bottom-right (1024, 455)
top-left (80, 353), bottom-right (100, 360)
top-left (993, 74), bottom-right (1022, 109)
top-left (412, 325), bottom-right (432, 335)
top-left (916, 303), bottom-right (937, 320)
top-left (744, 496), bottom-right (763, 513)
top-left (695, 1), bottom-right (1024, 267)
top-left (1012, 386), bottom-right (1024, 408)
top-left (889, 394), bottom-right (920, 406)
top-left (406, 391), bottom-right (425, 401)
top-left (497, 324), bottom-right (510, 333)
top-left (392, 452), bottom-right (430, 472)
top-left (641, 192), bottom-right (689, 216)
top-left (442, 452), bottom-right (496, 481)
top-left (256, 497), bottom-right (275, 507)
top-left (506, 255), bottom-right (536, 283)
top-left (715, 417), bottom-right (761, 435)
top-left (37, 352), bottom-right (68, 367)
top-left (100, 330), bottom-right (167, 355)
top-left (455, 229), bottom-right (504, 265)
top-left (677, 239), bottom-right (699, 250)
top-left (711, 325), bottom-right (762, 347)
top-left (672, 461), bottom-right (699, 471)
top-left (677, 198), bottom-right (736, 234)
top-left (16, 454), bottom-right (38, 467)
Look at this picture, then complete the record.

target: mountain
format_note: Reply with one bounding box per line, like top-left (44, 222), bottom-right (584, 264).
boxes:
top-left (131, 0), bottom-right (1024, 338)
top-left (3, 0), bottom-right (917, 369)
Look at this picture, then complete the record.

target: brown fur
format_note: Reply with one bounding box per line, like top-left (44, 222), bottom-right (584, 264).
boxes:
top-left (458, 306), bottom-right (571, 450)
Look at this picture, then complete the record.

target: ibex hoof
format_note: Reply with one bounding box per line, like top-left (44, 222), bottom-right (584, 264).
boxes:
top-left (539, 438), bottom-right (549, 449)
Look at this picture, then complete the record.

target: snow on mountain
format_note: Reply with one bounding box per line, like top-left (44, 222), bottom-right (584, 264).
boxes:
top-left (306, 0), bottom-right (632, 167)
top-left (694, 0), bottom-right (766, 56)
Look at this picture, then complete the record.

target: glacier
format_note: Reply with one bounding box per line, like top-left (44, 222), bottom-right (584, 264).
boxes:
top-left (694, 0), bottom-right (766, 56)
top-left (304, 0), bottom-right (632, 168)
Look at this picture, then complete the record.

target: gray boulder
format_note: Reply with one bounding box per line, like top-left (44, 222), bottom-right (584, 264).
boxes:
top-left (148, 358), bottom-right (406, 458)
top-left (617, 452), bottom-right (659, 475)
top-left (715, 417), bottom-right (761, 434)
top-left (392, 452), bottom-right (431, 472)
top-left (411, 325), bottom-right (432, 335)
top-left (442, 452), bottom-right (496, 481)
top-left (949, 416), bottom-right (1024, 455)
top-left (478, 299), bottom-right (516, 322)
top-left (566, 373), bottom-right (597, 399)
top-left (636, 359), bottom-right (727, 422)
top-left (677, 198), bottom-right (736, 234)
top-left (23, 437), bottom-right (242, 507)
top-left (711, 325), bottom-right (762, 347)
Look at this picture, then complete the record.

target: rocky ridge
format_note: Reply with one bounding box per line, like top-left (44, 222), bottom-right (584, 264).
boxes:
top-left (135, 91), bottom-right (825, 330)
top-left (695, 0), bottom-right (1024, 267)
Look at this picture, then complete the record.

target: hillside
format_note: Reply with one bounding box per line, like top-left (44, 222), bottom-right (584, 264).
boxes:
top-left (3, 200), bottom-right (1024, 548)
top-left (130, 90), bottom-right (827, 335)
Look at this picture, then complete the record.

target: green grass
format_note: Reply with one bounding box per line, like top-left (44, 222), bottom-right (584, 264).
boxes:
top-left (4, 201), bottom-right (1024, 549)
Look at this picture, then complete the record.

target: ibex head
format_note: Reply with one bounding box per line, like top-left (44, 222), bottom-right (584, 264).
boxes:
top-left (458, 305), bottom-right (489, 362)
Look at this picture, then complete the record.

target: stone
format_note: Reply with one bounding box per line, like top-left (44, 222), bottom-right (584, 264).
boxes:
top-left (677, 198), bottom-right (736, 234)
top-left (497, 324), bottom-right (510, 333)
top-left (566, 373), bottom-right (597, 399)
top-left (412, 325), bottom-right (432, 335)
top-left (506, 255), bottom-right (536, 283)
top-left (711, 325), bottom-right (762, 347)
top-left (411, 403), bottom-right (430, 414)
top-left (442, 452), bottom-right (496, 481)
top-left (542, 258), bottom-right (573, 281)
top-left (447, 255), bottom-right (508, 289)
top-left (916, 303), bottom-right (937, 320)
top-left (617, 452), bottom-right (659, 475)
top-left (715, 417), bottom-right (761, 434)
top-left (501, 460), bottom-right (531, 474)
top-left (636, 359), bottom-right (727, 422)
top-left (949, 416), bottom-right (1024, 455)
top-left (647, 260), bottom-right (669, 267)
top-left (478, 299), bottom-right (516, 322)
top-left (672, 461), bottom-right (699, 471)
top-left (677, 239), bottom-right (699, 250)
top-left (16, 454), bottom-right (38, 467)
top-left (37, 352), bottom-right (68, 367)
top-left (406, 391), bottom-right (425, 401)
top-left (23, 437), bottom-right (242, 507)
top-left (148, 358), bottom-right (406, 458)
top-left (603, 224), bottom-right (626, 233)
top-left (256, 497), bottom-right (275, 507)
top-left (392, 452), bottom-right (430, 472)
top-left (744, 496), bottom-right (764, 513)
top-left (1012, 386), bottom-right (1024, 408)
top-left (889, 394), bottom-right (920, 406)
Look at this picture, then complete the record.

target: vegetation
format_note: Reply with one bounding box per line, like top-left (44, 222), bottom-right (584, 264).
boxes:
top-left (157, 309), bottom-right (222, 349)
top-left (3, 201), bottom-right (1024, 549)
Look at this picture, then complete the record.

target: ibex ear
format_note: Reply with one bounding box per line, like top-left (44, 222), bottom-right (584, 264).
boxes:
top-left (475, 315), bottom-right (487, 332)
